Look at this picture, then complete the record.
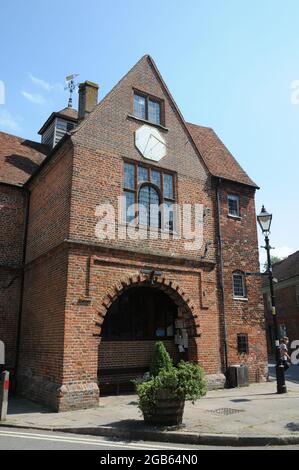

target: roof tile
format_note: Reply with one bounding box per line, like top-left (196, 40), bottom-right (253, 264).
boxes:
top-left (0, 131), bottom-right (49, 186)
top-left (186, 122), bottom-right (258, 188)
top-left (272, 251), bottom-right (299, 282)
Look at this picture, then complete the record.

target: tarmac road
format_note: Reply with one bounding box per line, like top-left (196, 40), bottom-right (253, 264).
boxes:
top-left (0, 427), bottom-right (299, 450)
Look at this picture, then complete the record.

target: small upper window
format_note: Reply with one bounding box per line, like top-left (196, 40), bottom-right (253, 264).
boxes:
top-left (228, 194), bottom-right (240, 217)
top-left (148, 99), bottom-right (161, 125)
top-left (233, 272), bottom-right (246, 298)
top-left (134, 94), bottom-right (146, 120)
top-left (133, 92), bottom-right (162, 125)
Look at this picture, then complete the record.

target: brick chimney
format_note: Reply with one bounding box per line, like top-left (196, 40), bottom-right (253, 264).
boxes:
top-left (78, 81), bottom-right (99, 121)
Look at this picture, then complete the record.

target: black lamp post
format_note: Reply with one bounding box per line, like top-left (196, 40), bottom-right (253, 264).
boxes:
top-left (257, 206), bottom-right (287, 394)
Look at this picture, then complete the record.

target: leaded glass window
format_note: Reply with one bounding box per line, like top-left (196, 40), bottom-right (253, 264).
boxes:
top-left (133, 92), bottom-right (162, 125)
top-left (123, 161), bottom-right (175, 230)
top-left (233, 273), bottom-right (246, 298)
top-left (163, 174), bottom-right (174, 199)
top-left (134, 94), bottom-right (146, 120)
top-left (124, 162), bottom-right (135, 190)
top-left (148, 99), bottom-right (161, 125)
top-left (139, 185), bottom-right (160, 228)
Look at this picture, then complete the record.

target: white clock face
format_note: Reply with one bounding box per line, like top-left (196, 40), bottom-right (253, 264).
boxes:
top-left (135, 125), bottom-right (166, 161)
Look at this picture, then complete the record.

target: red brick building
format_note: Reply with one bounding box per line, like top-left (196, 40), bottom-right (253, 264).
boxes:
top-left (263, 251), bottom-right (299, 353)
top-left (0, 55), bottom-right (267, 411)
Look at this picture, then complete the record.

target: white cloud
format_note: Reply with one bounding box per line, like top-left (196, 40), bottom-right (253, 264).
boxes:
top-left (29, 73), bottom-right (53, 92)
top-left (21, 91), bottom-right (46, 105)
top-left (29, 73), bottom-right (63, 92)
top-left (0, 109), bottom-right (21, 131)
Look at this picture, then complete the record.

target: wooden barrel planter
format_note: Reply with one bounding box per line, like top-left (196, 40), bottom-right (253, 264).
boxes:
top-left (143, 389), bottom-right (185, 426)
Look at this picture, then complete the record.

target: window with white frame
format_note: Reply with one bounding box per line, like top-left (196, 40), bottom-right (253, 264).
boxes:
top-left (233, 272), bottom-right (246, 298)
top-left (228, 194), bottom-right (240, 217)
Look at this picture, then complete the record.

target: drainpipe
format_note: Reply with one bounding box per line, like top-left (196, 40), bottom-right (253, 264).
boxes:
top-left (14, 188), bottom-right (30, 388)
top-left (216, 178), bottom-right (228, 371)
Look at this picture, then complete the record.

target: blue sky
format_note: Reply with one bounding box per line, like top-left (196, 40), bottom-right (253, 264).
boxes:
top-left (0, 0), bottom-right (298, 264)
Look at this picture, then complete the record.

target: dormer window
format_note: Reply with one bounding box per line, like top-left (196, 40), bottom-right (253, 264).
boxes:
top-left (133, 91), bottom-right (162, 125)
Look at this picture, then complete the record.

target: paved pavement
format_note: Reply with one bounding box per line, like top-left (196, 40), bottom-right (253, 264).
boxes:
top-left (1, 364), bottom-right (299, 446)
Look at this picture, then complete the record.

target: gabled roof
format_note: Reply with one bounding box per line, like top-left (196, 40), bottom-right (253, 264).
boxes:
top-left (271, 251), bottom-right (299, 283)
top-left (0, 131), bottom-right (49, 186)
top-left (0, 55), bottom-right (258, 190)
top-left (38, 107), bottom-right (78, 135)
top-left (73, 55), bottom-right (258, 189)
top-left (186, 123), bottom-right (258, 188)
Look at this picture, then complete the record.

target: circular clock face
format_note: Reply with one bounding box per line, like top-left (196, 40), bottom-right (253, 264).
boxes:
top-left (135, 125), bottom-right (166, 161)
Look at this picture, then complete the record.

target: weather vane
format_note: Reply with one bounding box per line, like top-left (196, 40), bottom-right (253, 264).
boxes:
top-left (65, 74), bottom-right (79, 108)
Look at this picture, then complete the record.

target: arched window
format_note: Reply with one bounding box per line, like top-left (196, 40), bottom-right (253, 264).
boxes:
top-left (138, 184), bottom-right (161, 228)
top-left (101, 287), bottom-right (177, 340)
top-left (123, 162), bottom-right (175, 230)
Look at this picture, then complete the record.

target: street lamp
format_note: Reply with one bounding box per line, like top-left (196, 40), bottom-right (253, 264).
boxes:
top-left (257, 206), bottom-right (287, 394)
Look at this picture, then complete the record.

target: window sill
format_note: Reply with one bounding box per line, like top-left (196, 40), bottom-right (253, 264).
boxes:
top-left (228, 214), bottom-right (242, 220)
top-left (101, 337), bottom-right (175, 342)
top-left (119, 222), bottom-right (177, 236)
top-left (127, 114), bottom-right (169, 132)
top-left (233, 297), bottom-right (248, 302)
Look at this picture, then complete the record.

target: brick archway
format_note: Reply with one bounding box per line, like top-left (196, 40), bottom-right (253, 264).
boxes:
top-left (95, 273), bottom-right (201, 394)
top-left (95, 273), bottom-right (201, 338)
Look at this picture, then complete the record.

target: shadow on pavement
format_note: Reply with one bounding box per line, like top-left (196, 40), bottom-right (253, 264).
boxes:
top-left (268, 363), bottom-right (299, 385)
top-left (7, 398), bottom-right (50, 415)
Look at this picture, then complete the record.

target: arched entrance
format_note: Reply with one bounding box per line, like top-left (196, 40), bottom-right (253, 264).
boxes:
top-left (98, 281), bottom-right (199, 395)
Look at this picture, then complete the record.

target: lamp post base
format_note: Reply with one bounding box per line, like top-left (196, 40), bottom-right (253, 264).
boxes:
top-left (276, 365), bottom-right (287, 394)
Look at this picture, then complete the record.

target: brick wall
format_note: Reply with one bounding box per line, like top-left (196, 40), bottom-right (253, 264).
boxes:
top-left (26, 140), bottom-right (73, 263)
top-left (70, 56), bottom-right (216, 263)
top-left (0, 185), bottom-right (26, 370)
top-left (10, 55), bottom-right (267, 411)
top-left (62, 247), bottom-right (223, 406)
top-left (17, 247), bottom-right (68, 410)
top-left (15, 139), bottom-right (75, 409)
top-left (0, 185), bottom-right (26, 266)
top-left (218, 180), bottom-right (268, 382)
top-left (99, 340), bottom-right (179, 371)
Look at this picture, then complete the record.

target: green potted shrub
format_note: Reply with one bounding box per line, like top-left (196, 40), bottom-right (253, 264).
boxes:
top-left (150, 341), bottom-right (173, 377)
top-left (136, 342), bottom-right (206, 426)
